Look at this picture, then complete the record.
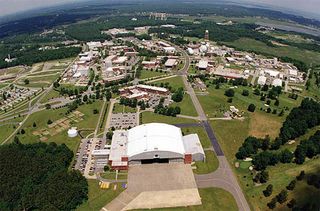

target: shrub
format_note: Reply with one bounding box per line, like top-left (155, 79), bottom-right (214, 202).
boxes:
top-left (248, 104), bottom-right (256, 112)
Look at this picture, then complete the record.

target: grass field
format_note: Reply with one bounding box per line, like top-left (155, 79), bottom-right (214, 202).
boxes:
top-left (210, 113), bottom-right (320, 210)
top-left (140, 187), bottom-right (238, 211)
top-left (76, 180), bottom-right (124, 211)
top-left (39, 89), bottom-right (60, 103)
top-left (225, 38), bottom-right (320, 66)
top-left (0, 121), bottom-right (22, 144)
top-left (139, 69), bottom-right (167, 79)
top-left (172, 94), bottom-right (198, 117)
top-left (100, 171), bottom-right (128, 180)
top-left (16, 100), bottom-right (103, 152)
top-left (140, 111), bottom-right (197, 125)
top-left (113, 103), bottom-right (137, 114)
top-left (193, 150), bottom-right (219, 174)
top-left (152, 76), bottom-right (185, 91)
top-left (198, 84), bottom-right (300, 120)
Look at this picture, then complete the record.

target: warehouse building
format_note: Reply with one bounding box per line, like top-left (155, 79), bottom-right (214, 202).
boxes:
top-left (108, 123), bottom-right (205, 170)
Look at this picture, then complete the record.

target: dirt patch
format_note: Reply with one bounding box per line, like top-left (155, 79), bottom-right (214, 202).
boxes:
top-left (248, 112), bottom-right (282, 139)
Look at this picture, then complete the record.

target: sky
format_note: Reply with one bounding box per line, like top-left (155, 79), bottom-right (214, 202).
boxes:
top-left (0, 0), bottom-right (319, 17)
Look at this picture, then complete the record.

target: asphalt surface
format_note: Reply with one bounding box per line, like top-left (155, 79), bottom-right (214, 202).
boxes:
top-left (202, 121), bottom-right (224, 156)
top-left (173, 123), bottom-right (202, 128)
top-left (173, 44), bottom-right (250, 211)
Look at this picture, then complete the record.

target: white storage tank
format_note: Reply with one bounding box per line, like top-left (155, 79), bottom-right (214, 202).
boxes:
top-left (67, 127), bottom-right (78, 138)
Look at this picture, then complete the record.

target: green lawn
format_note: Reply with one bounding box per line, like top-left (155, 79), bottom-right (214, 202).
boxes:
top-left (172, 94), bottom-right (198, 117)
top-left (100, 171), bottom-right (128, 180)
top-left (198, 85), bottom-right (300, 119)
top-left (152, 76), bottom-right (185, 91)
top-left (210, 110), bottom-right (320, 210)
top-left (139, 69), bottom-right (167, 79)
top-left (141, 188), bottom-right (238, 211)
top-left (16, 100), bottom-right (103, 152)
top-left (182, 127), bottom-right (212, 148)
top-left (0, 122), bottom-right (21, 144)
top-left (225, 38), bottom-right (320, 66)
top-left (113, 103), bottom-right (137, 114)
top-left (39, 89), bottom-right (60, 103)
top-left (140, 111), bottom-right (197, 125)
top-left (76, 180), bottom-right (124, 211)
top-left (188, 64), bottom-right (198, 74)
top-left (193, 150), bottom-right (219, 174)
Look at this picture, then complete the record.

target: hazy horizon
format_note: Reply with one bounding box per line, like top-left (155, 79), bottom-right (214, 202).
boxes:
top-left (0, 0), bottom-right (320, 18)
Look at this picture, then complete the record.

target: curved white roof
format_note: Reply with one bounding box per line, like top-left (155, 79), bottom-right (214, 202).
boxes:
top-left (127, 123), bottom-right (185, 157)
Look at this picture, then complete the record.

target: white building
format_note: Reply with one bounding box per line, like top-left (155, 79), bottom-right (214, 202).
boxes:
top-left (165, 59), bottom-right (177, 68)
top-left (258, 76), bottom-right (267, 85)
top-left (272, 78), bottom-right (283, 87)
top-left (108, 123), bottom-right (205, 170)
top-left (163, 46), bottom-right (176, 54)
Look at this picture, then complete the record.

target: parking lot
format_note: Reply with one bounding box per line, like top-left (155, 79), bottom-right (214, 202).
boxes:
top-left (73, 138), bottom-right (106, 174)
top-left (109, 113), bottom-right (138, 129)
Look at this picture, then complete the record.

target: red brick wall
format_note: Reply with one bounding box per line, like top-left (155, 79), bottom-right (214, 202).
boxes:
top-left (121, 157), bottom-right (128, 162)
top-left (184, 154), bottom-right (192, 164)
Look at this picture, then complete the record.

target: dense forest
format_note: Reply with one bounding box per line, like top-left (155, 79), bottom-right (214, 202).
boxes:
top-left (279, 98), bottom-right (320, 143)
top-left (0, 47), bottom-right (81, 69)
top-left (0, 141), bottom-right (88, 210)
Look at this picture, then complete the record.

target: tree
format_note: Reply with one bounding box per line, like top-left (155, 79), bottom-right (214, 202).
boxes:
top-left (104, 165), bottom-right (110, 172)
top-left (24, 79), bottom-right (30, 85)
top-left (47, 119), bottom-right (53, 125)
top-left (254, 88), bottom-right (260, 95)
top-left (45, 104), bottom-right (51, 109)
top-left (274, 99), bottom-right (280, 106)
top-left (254, 170), bottom-right (269, 183)
top-left (13, 136), bottom-right (20, 144)
top-left (83, 95), bottom-right (88, 102)
top-left (263, 184), bottom-right (273, 197)
top-left (93, 109), bottom-right (99, 114)
top-left (286, 180), bottom-right (296, 191)
top-left (171, 88), bottom-right (184, 102)
top-left (20, 129), bottom-right (25, 134)
top-left (227, 98), bottom-right (233, 103)
top-left (279, 149), bottom-right (294, 163)
top-left (248, 104), bottom-right (256, 112)
top-left (267, 197), bottom-right (277, 209)
top-left (277, 190), bottom-right (288, 204)
top-left (0, 142), bottom-right (88, 210)
top-left (33, 122), bottom-right (37, 128)
top-left (225, 89), bottom-right (235, 97)
top-left (242, 89), bottom-right (249, 96)
top-left (296, 171), bottom-right (305, 181)
top-left (287, 199), bottom-right (296, 208)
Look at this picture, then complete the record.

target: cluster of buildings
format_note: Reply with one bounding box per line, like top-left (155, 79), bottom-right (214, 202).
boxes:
top-left (186, 31), bottom-right (305, 87)
top-left (0, 86), bottom-right (40, 111)
top-left (63, 40), bottom-right (140, 85)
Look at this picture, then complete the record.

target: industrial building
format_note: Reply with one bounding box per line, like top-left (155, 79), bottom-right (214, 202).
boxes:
top-left (119, 84), bottom-right (170, 100)
top-left (107, 123), bottom-right (206, 170)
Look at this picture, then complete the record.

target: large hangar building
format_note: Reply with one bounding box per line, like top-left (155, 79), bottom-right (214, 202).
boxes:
top-left (108, 123), bottom-right (205, 170)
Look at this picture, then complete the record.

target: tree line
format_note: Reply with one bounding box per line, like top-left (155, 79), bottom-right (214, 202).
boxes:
top-left (0, 141), bottom-right (88, 210)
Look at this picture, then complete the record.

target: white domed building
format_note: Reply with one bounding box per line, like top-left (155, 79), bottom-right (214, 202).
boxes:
top-left (108, 123), bottom-right (205, 170)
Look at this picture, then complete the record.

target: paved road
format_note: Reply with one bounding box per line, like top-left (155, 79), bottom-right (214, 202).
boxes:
top-left (195, 156), bottom-right (250, 211)
top-left (174, 44), bottom-right (250, 211)
top-left (202, 121), bottom-right (224, 156)
top-left (174, 123), bottom-right (202, 128)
